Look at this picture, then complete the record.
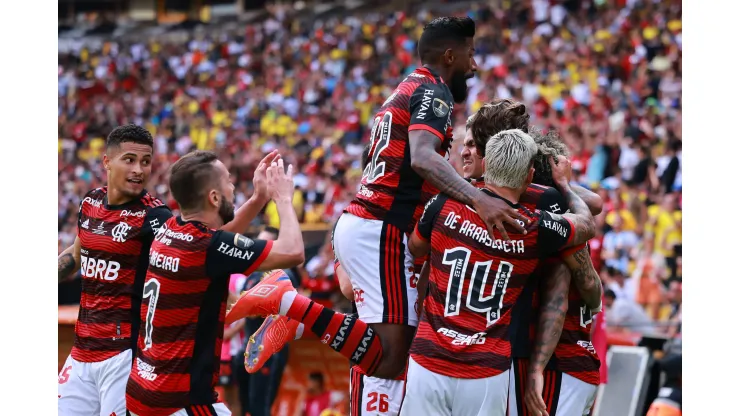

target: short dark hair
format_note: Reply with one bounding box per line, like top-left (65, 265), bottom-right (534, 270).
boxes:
top-left (468, 99), bottom-right (530, 156)
top-left (262, 226), bottom-right (280, 238)
top-left (531, 130), bottom-right (570, 187)
top-left (361, 143), bottom-right (372, 169)
top-left (604, 289), bottom-right (617, 300)
top-left (169, 150), bottom-right (220, 212)
top-left (417, 16), bottom-right (475, 63)
top-left (106, 124), bottom-right (154, 150)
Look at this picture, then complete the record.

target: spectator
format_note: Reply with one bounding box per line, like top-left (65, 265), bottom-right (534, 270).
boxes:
top-left (301, 372), bottom-right (342, 416)
top-left (632, 238), bottom-right (665, 320)
top-left (601, 214), bottom-right (640, 275)
top-left (646, 354), bottom-right (682, 415)
top-left (645, 192), bottom-right (682, 260)
top-left (604, 289), bottom-right (655, 335)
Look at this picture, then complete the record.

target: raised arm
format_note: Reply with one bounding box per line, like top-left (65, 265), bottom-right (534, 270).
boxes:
top-left (254, 159), bottom-right (305, 271)
top-left (550, 156), bottom-right (596, 247)
top-left (207, 160), bottom-right (305, 280)
top-left (525, 262), bottom-right (570, 415)
top-left (58, 237), bottom-right (81, 282)
top-left (571, 184), bottom-right (603, 216)
top-left (220, 150), bottom-right (278, 234)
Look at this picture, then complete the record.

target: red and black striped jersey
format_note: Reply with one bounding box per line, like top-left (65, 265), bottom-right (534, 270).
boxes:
top-left (74, 187), bottom-right (171, 363)
top-left (126, 217), bottom-right (273, 416)
top-left (551, 277), bottom-right (601, 384)
top-left (346, 66), bottom-right (455, 234)
top-left (511, 183), bottom-right (600, 385)
top-left (409, 189), bottom-right (575, 379)
top-left (509, 183), bottom-right (568, 359)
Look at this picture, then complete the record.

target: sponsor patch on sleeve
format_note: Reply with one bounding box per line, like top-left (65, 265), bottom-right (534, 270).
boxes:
top-left (234, 233), bottom-right (255, 249)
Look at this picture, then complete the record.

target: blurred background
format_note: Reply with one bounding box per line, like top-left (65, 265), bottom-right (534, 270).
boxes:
top-left (58, 0), bottom-right (682, 415)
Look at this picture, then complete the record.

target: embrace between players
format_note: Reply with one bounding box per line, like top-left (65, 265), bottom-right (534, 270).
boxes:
top-left (58, 15), bottom-right (603, 416)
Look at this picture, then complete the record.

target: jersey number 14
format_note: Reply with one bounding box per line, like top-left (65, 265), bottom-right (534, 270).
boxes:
top-left (442, 247), bottom-right (513, 327)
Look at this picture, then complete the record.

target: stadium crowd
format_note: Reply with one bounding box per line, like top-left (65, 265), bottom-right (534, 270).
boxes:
top-left (58, 0), bottom-right (681, 413)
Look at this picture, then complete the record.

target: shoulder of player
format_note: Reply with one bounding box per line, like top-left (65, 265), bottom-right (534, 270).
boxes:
top-left (82, 187), bottom-right (106, 201)
top-left (139, 191), bottom-right (167, 210)
top-left (522, 183), bottom-right (554, 201)
top-left (207, 230), bottom-right (263, 260)
top-left (425, 193), bottom-right (452, 211)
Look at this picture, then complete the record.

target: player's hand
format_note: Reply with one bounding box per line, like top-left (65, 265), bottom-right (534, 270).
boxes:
top-left (524, 371), bottom-right (549, 416)
top-left (549, 155), bottom-right (572, 189)
top-left (267, 158), bottom-right (295, 203)
top-left (253, 150), bottom-right (279, 203)
top-left (473, 193), bottom-right (529, 241)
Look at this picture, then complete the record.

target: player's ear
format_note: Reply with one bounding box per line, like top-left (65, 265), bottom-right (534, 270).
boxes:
top-left (443, 48), bottom-right (455, 65)
top-left (102, 154), bottom-right (110, 171)
top-left (207, 189), bottom-right (219, 208)
top-left (526, 167), bottom-right (534, 185)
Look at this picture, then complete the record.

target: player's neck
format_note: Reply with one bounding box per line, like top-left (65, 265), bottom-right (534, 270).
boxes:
top-left (483, 184), bottom-right (522, 205)
top-left (106, 187), bottom-right (136, 206)
top-left (423, 63), bottom-right (449, 80)
top-left (180, 210), bottom-right (223, 229)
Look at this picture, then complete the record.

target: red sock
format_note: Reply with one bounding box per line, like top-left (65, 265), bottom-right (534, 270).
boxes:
top-left (286, 295), bottom-right (383, 375)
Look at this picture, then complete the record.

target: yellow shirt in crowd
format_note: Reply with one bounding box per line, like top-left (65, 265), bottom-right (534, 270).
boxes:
top-left (645, 205), bottom-right (682, 257)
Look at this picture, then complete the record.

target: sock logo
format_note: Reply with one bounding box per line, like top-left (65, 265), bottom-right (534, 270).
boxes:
top-left (352, 327), bottom-right (375, 363)
top-left (250, 284), bottom-right (278, 298)
top-left (331, 315), bottom-right (355, 352)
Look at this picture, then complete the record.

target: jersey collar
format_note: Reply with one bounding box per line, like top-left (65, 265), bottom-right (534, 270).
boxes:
top-left (104, 189), bottom-right (148, 210)
top-left (480, 187), bottom-right (521, 209)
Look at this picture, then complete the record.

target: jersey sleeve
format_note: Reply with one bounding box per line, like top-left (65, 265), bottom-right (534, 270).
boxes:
top-left (414, 194), bottom-right (447, 242)
top-left (536, 187), bottom-right (568, 215)
top-left (408, 83), bottom-right (452, 141)
top-left (141, 206), bottom-right (173, 238)
top-left (536, 211), bottom-right (575, 257)
top-left (559, 242), bottom-right (588, 259)
top-left (205, 230), bottom-right (273, 280)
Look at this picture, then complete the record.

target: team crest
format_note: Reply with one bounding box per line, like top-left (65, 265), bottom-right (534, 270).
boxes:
top-left (433, 98), bottom-right (450, 117)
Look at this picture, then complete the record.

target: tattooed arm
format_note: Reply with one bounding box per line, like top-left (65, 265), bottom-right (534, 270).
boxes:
top-left (561, 246), bottom-right (603, 310)
top-left (525, 262), bottom-right (570, 415)
top-left (530, 262), bottom-right (570, 373)
top-left (572, 184), bottom-right (604, 216)
top-left (549, 156), bottom-right (596, 247)
top-left (58, 237), bottom-right (81, 282)
top-left (409, 131), bottom-right (527, 240)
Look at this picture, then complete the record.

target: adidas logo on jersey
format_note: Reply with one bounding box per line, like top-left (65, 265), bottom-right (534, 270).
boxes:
top-left (81, 219), bottom-right (90, 229)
